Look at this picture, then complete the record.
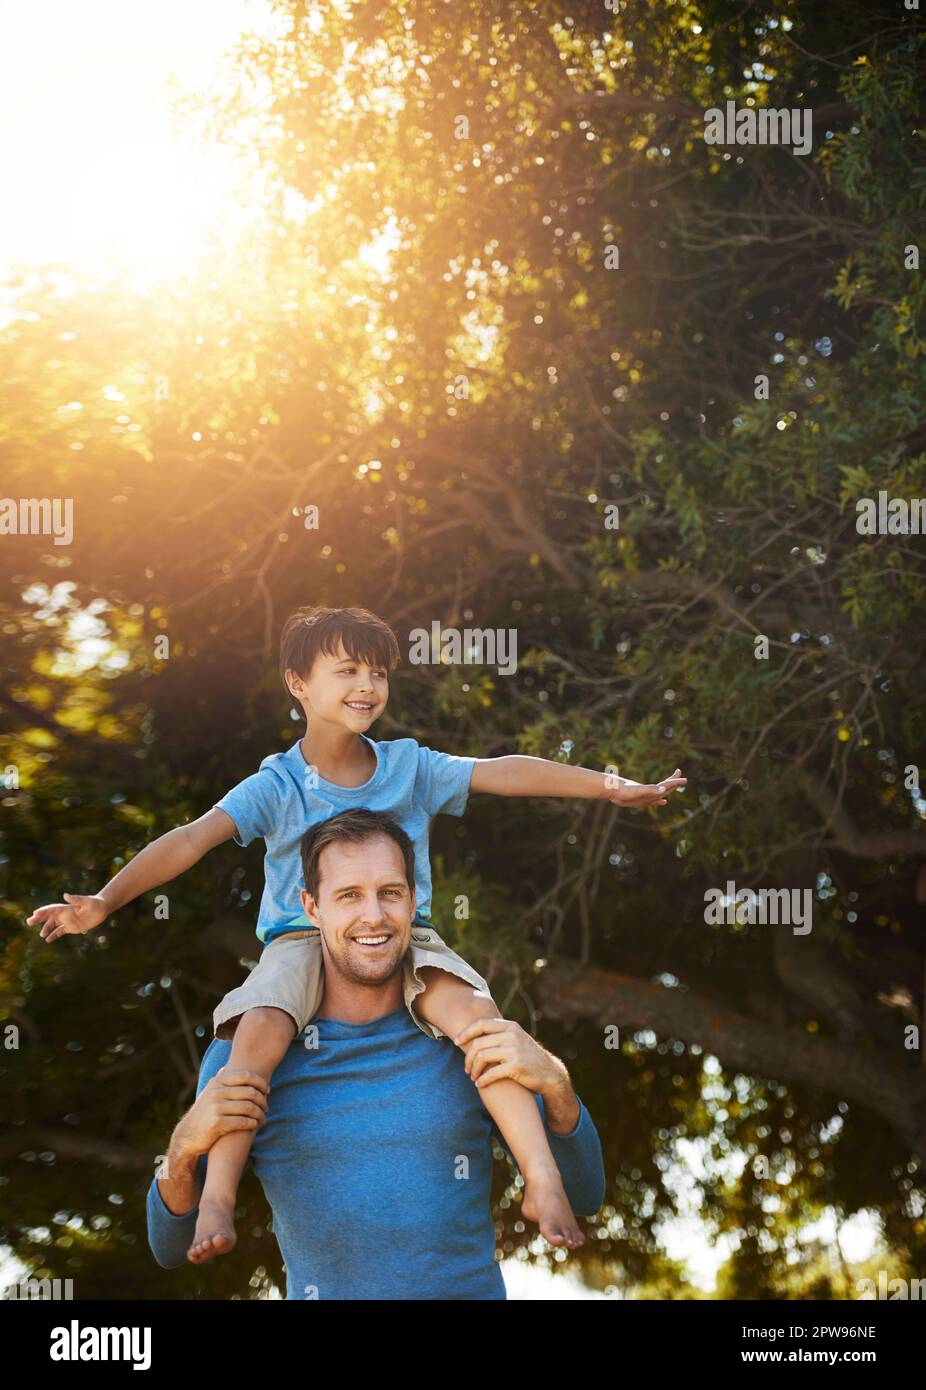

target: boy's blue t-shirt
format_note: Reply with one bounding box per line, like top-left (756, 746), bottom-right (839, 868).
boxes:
top-left (213, 734), bottom-right (477, 944)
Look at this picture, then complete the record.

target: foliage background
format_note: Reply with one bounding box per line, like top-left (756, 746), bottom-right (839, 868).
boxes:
top-left (1, 0), bottom-right (924, 1298)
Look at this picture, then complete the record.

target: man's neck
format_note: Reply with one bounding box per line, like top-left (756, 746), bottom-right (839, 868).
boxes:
top-left (314, 972), bottom-right (406, 1026)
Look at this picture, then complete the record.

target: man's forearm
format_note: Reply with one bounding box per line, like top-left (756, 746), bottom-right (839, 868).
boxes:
top-left (539, 1059), bottom-right (582, 1136)
top-left (98, 825), bottom-right (203, 915)
top-left (471, 755), bottom-right (608, 800)
top-left (156, 1120), bottom-right (204, 1216)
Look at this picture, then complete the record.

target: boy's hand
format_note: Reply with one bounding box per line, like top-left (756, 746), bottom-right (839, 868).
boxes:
top-left (604, 766), bottom-right (686, 808)
top-left (26, 893), bottom-right (109, 942)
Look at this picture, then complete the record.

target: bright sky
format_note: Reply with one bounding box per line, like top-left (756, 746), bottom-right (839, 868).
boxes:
top-left (0, 0), bottom-right (280, 279)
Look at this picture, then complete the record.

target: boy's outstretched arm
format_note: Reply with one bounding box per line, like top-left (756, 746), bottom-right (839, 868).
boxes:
top-left (469, 756), bottom-right (686, 809)
top-left (25, 806), bottom-right (240, 942)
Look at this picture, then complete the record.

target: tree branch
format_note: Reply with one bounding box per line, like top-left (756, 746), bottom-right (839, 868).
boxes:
top-left (537, 961), bottom-right (926, 1161)
top-left (0, 1128), bottom-right (150, 1170)
top-left (798, 770), bottom-right (926, 860)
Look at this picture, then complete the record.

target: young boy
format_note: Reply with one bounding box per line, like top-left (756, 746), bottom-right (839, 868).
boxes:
top-left (27, 605), bottom-right (686, 1264)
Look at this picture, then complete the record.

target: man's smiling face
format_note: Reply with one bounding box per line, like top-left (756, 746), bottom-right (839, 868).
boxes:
top-left (299, 834), bottom-right (415, 986)
top-left (287, 639), bottom-right (389, 734)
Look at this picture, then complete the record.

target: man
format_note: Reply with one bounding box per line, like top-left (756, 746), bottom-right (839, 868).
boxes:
top-left (147, 810), bottom-right (605, 1299)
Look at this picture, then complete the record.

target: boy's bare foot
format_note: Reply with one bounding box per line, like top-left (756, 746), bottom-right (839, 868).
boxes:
top-left (187, 1197), bottom-right (237, 1264)
top-left (521, 1169), bottom-right (585, 1248)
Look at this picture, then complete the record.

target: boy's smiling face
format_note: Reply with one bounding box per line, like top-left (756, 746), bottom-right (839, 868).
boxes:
top-left (287, 638), bottom-right (389, 733)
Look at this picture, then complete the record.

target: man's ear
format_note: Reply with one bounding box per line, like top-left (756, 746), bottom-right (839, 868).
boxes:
top-left (301, 888), bottom-right (320, 925)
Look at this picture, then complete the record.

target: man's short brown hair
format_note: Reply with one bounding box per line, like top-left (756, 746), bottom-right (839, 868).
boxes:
top-left (300, 808), bottom-right (416, 905)
top-left (279, 606), bottom-right (400, 720)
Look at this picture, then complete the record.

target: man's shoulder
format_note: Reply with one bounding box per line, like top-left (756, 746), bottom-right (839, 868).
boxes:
top-left (195, 1037), bottom-right (233, 1097)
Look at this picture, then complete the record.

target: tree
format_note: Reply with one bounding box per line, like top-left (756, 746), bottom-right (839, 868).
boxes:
top-left (2, 0), bottom-right (924, 1297)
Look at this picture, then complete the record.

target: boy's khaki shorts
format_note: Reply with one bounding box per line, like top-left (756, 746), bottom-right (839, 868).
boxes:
top-left (212, 921), bottom-right (492, 1043)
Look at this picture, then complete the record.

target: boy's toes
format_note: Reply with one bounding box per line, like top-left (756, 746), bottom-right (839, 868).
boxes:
top-left (538, 1216), bottom-right (585, 1249)
top-left (539, 1219), bottom-right (567, 1247)
top-left (189, 1238), bottom-right (217, 1265)
top-left (187, 1231), bottom-right (235, 1265)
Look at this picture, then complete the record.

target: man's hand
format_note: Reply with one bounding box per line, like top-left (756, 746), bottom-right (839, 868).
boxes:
top-left (452, 1017), bottom-right (581, 1134)
top-left (604, 766), bottom-right (686, 809)
top-left (27, 893), bottom-right (109, 942)
top-left (155, 1067), bottom-right (270, 1218)
top-left (175, 1066), bottom-right (270, 1157)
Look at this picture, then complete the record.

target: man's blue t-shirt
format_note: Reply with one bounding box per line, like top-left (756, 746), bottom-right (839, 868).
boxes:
top-left (213, 734), bottom-right (476, 944)
top-left (146, 1008), bottom-right (606, 1300)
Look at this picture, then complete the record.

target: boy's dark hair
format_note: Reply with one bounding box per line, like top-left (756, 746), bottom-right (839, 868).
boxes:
top-left (300, 808), bottom-right (416, 905)
top-left (279, 606), bottom-right (400, 720)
